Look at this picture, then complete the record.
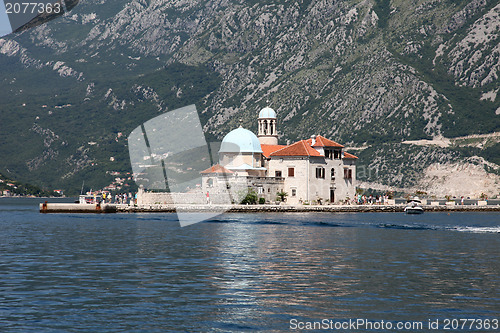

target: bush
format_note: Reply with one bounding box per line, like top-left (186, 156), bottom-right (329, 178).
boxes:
top-left (241, 190), bottom-right (258, 205)
top-left (259, 197), bottom-right (266, 204)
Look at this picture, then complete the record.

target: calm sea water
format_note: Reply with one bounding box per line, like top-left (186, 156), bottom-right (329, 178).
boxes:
top-left (0, 198), bottom-right (499, 332)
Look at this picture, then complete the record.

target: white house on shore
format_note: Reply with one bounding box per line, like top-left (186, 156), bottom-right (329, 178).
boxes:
top-left (201, 107), bottom-right (357, 204)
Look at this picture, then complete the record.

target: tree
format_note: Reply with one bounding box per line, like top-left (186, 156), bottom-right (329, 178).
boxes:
top-left (241, 190), bottom-right (258, 204)
top-left (276, 190), bottom-right (288, 202)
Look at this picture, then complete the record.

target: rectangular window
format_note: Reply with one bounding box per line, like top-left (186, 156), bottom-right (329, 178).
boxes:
top-left (275, 170), bottom-right (282, 177)
top-left (288, 167), bottom-right (295, 177)
top-left (316, 167), bottom-right (325, 179)
top-left (292, 189), bottom-right (297, 197)
top-left (344, 168), bottom-right (352, 179)
top-left (331, 168), bottom-right (335, 180)
top-left (325, 150), bottom-right (332, 159)
top-left (334, 150), bottom-right (341, 159)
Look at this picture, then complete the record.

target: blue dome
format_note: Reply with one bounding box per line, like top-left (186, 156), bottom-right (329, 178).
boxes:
top-left (259, 107), bottom-right (276, 119)
top-left (219, 127), bottom-right (263, 153)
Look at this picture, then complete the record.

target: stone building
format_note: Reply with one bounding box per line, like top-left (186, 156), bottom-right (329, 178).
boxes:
top-left (201, 107), bottom-right (357, 204)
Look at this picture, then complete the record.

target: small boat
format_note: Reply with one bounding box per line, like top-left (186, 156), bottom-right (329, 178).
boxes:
top-left (77, 193), bottom-right (103, 204)
top-left (404, 197), bottom-right (424, 214)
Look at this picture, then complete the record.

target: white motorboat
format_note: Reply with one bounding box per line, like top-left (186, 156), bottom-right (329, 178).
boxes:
top-left (78, 193), bottom-right (102, 204)
top-left (404, 197), bottom-right (424, 214)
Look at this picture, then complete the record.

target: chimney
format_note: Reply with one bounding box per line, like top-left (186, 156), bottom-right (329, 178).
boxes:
top-left (311, 135), bottom-right (316, 146)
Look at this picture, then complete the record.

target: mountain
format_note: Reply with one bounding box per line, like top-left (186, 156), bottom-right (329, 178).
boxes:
top-left (0, 0), bottom-right (498, 197)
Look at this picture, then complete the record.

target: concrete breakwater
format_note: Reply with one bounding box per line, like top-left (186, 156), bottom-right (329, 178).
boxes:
top-left (40, 202), bottom-right (500, 213)
top-left (40, 202), bottom-right (118, 213)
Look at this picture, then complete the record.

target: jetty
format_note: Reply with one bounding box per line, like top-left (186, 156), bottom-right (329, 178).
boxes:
top-left (40, 202), bottom-right (500, 214)
top-left (40, 201), bottom-right (118, 213)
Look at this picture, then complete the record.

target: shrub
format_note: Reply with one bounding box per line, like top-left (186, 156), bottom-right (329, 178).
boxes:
top-left (241, 190), bottom-right (258, 204)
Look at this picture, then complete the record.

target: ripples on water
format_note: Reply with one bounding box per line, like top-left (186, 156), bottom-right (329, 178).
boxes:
top-left (0, 198), bottom-right (499, 332)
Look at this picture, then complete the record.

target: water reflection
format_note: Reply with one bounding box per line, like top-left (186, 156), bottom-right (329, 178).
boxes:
top-left (0, 202), bottom-right (498, 331)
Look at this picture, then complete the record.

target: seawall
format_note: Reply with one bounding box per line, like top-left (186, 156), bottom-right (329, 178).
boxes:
top-left (40, 202), bottom-right (500, 213)
top-left (118, 204), bottom-right (500, 213)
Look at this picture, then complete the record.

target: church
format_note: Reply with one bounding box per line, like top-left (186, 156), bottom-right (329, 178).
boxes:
top-left (201, 107), bottom-right (357, 204)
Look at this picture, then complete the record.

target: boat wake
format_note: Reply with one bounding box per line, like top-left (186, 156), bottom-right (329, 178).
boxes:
top-left (377, 223), bottom-right (437, 231)
top-left (204, 216), bottom-right (500, 235)
top-left (451, 226), bottom-right (500, 234)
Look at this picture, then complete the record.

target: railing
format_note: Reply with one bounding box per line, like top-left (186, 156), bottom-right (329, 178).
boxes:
top-left (213, 175), bottom-right (285, 181)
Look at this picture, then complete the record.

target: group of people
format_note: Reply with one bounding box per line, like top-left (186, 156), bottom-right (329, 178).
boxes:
top-left (357, 194), bottom-right (390, 205)
top-left (101, 192), bottom-right (137, 205)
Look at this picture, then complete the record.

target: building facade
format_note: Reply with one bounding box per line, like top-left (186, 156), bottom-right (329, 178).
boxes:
top-left (201, 107), bottom-right (357, 204)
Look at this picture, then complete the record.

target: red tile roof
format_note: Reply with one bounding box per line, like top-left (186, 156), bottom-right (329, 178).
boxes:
top-left (261, 144), bottom-right (286, 158)
top-left (343, 152), bottom-right (358, 159)
top-left (270, 140), bottom-right (322, 157)
top-left (305, 135), bottom-right (344, 148)
top-left (200, 164), bottom-right (234, 174)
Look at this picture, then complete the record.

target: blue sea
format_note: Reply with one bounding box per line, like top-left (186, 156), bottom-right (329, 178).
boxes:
top-left (0, 198), bottom-right (499, 332)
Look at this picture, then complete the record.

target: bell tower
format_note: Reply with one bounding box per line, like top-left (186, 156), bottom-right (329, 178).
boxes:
top-left (258, 107), bottom-right (278, 145)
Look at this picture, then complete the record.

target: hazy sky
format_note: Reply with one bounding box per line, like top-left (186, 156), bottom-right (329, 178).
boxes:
top-left (0, 1), bottom-right (12, 37)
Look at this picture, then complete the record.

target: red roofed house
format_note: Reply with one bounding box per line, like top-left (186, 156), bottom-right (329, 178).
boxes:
top-left (267, 135), bottom-right (357, 204)
top-left (201, 107), bottom-right (357, 204)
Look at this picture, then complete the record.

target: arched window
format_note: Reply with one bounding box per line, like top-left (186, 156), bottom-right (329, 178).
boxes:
top-left (207, 178), bottom-right (214, 187)
top-left (331, 168), bottom-right (335, 180)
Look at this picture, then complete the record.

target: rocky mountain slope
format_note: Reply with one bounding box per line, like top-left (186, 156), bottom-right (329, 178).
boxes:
top-left (0, 0), bottom-right (498, 196)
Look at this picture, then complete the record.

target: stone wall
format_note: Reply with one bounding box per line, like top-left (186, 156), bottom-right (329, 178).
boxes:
top-left (137, 189), bottom-right (206, 205)
top-left (136, 188), bottom-right (256, 205)
top-left (201, 174), bottom-right (285, 203)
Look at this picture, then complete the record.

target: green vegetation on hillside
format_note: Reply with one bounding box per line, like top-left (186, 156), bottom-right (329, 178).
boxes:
top-left (0, 59), bottom-right (221, 195)
top-left (0, 173), bottom-right (60, 197)
top-left (481, 143), bottom-right (500, 166)
top-left (0, 0), bottom-right (498, 194)
top-left (373, 0), bottom-right (391, 28)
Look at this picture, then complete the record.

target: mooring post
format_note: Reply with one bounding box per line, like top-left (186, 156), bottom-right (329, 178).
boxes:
top-left (41, 201), bottom-right (48, 213)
